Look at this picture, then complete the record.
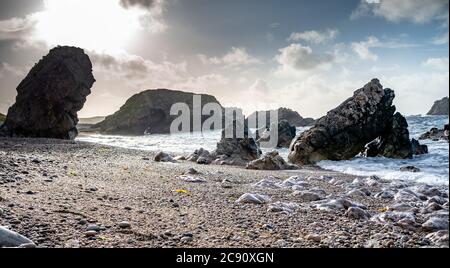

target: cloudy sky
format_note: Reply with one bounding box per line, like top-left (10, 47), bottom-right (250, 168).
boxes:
top-left (0, 0), bottom-right (448, 118)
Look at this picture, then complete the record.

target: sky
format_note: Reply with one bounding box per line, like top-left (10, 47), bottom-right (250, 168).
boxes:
top-left (0, 0), bottom-right (448, 118)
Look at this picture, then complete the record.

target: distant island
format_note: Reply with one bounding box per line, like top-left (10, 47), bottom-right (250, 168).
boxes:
top-left (427, 97), bottom-right (449, 115)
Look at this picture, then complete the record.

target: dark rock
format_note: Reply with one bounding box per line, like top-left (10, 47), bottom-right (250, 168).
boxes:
top-left (364, 113), bottom-right (416, 159)
top-left (247, 107), bottom-right (315, 127)
top-left (246, 151), bottom-right (297, 170)
top-left (187, 148), bottom-right (213, 165)
top-left (0, 46), bottom-right (95, 140)
top-left (258, 120), bottom-right (296, 148)
top-left (419, 125), bottom-right (449, 142)
top-left (411, 139), bottom-right (429, 155)
top-left (400, 166), bottom-right (421, 173)
top-left (289, 79), bottom-right (397, 164)
top-left (427, 97), bottom-right (449, 115)
top-left (154, 152), bottom-right (176, 163)
top-left (213, 120), bottom-right (261, 166)
top-left (94, 89), bottom-right (223, 135)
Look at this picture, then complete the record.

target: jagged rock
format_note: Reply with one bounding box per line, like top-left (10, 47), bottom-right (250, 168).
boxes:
top-left (427, 97), bottom-right (449, 115)
top-left (0, 46), bottom-right (95, 140)
top-left (258, 120), bottom-right (296, 148)
top-left (0, 227), bottom-right (35, 247)
top-left (426, 231), bottom-right (449, 247)
top-left (411, 139), bottom-right (429, 155)
top-left (289, 79), bottom-right (397, 164)
top-left (247, 107), bottom-right (315, 127)
top-left (95, 89), bottom-right (223, 135)
top-left (267, 202), bottom-right (299, 213)
top-left (345, 207), bottom-right (370, 220)
top-left (213, 120), bottom-right (261, 166)
top-left (364, 113), bottom-right (415, 159)
top-left (419, 125), bottom-right (449, 142)
top-left (187, 148), bottom-right (213, 165)
top-left (246, 151), bottom-right (297, 170)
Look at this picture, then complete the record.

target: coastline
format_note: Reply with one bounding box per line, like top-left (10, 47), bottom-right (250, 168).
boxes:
top-left (1, 137), bottom-right (448, 248)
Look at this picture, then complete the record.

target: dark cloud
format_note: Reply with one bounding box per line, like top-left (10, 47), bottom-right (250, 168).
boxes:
top-left (119, 0), bottom-right (156, 9)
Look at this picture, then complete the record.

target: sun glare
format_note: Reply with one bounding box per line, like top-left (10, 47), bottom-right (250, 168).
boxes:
top-left (34, 0), bottom-right (143, 53)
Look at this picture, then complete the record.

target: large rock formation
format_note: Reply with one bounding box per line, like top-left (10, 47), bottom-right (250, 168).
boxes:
top-left (0, 113), bottom-right (5, 125)
top-left (427, 97), bottom-right (449, 115)
top-left (289, 79), bottom-right (401, 165)
top-left (247, 107), bottom-right (315, 128)
top-left (213, 120), bottom-right (261, 166)
top-left (258, 120), bottom-right (296, 148)
top-left (0, 46), bottom-right (95, 140)
top-left (95, 89), bottom-right (223, 135)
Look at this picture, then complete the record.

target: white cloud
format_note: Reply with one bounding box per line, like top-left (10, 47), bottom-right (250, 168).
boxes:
top-left (351, 36), bottom-right (417, 61)
top-left (432, 32), bottom-right (449, 45)
top-left (288, 29), bottom-right (339, 44)
top-left (199, 47), bottom-right (262, 69)
top-left (352, 0), bottom-right (449, 24)
top-left (274, 43), bottom-right (335, 76)
top-left (422, 57), bottom-right (449, 71)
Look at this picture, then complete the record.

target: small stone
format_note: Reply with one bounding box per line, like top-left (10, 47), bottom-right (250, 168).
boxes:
top-left (400, 166), bottom-right (421, 173)
top-left (118, 221), bottom-right (131, 229)
top-left (345, 207), bottom-right (370, 220)
top-left (305, 234), bottom-right (322, 243)
top-left (25, 190), bottom-right (35, 195)
top-left (78, 219), bottom-right (88, 225)
top-left (85, 230), bottom-right (97, 237)
top-left (31, 159), bottom-right (41, 164)
top-left (235, 193), bottom-right (271, 204)
top-left (181, 236), bottom-right (193, 243)
top-left (86, 224), bottom-right (101, 232)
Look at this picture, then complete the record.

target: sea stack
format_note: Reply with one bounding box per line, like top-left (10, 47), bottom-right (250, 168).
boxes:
top-left (0, 46), bottom-right (95, 140)
top-left (427, 97), bottom-right (449, 115)
top-left (289, 79), bottom-right (421, 165)
top-left (95, 89), bottom-right (223, 135)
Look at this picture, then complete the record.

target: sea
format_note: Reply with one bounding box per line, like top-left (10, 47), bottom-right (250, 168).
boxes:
top-left (77, 115), bottom-right (449, 186)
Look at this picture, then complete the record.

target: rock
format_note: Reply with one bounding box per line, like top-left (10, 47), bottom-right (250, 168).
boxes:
top-left (94, 89), bottom-right (223, 135)
top-left (371, 211), bottom-right (417, 230)
top-left (246, 151), bottom-right (297, 170)
top-left (400, 166), bottom-right (421, 173)
top-left (293, 190), bottom-right (324, 202)
top-left (258, 120), bottom-right (296, 148)
top-left (0, 46), bottom-right (95, 140)
top-left (427, 97), bottom-right (449, 115)
top-left (177, 175), bottom-right (206, 183)
top-left (267, 202), bottom-right (299, 214)
top-left (154, 152), bottom-right (176, 163)
top-left (411, 139), bottom-right (429, 154)
top-left (185, 168), bottom-right (200, 175)
top-left (289, 79), bottom-right (397, 164)
top-left (181, 236), bottom-right (193, 243)
top-left (86, 224), bottom-right (102, 232)
top-left (426, 231), bottom-right (449, 247)
top-left (419, 125), bottom-right (449, 142)
top-left (85, 230), bottom-right (97, 237)
top-left (0, 113), bottom-right (5, 125)
top-left (118, 221), bottom-right (131, 229)
top-left (364, 113), bottom-right (416, 159)
top-left (345, 207), bottom-right (370, 220)
top-left (213, 120), bottom-right (261, 166)
top-left (247, 107), bottom-right (315, 128)
top-left (422, 214), bottom-right (448, 231)
top-left (0, 227), bottom-right (35, 247)
top-left (187, 148), bottom-right (213, 165)
top-left (252, 177), bottom-right (280, 189)
top-left (235, 193), bottom-right (271, 204)
top-left (314, 198), bottom-right (365, 212)
top-left (375, 190), bottom-right (395, 199)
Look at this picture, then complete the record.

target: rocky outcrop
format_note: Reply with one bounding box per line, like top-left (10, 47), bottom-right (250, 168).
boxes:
top-left (213, 120), bottom-right (261, 166)
top-left (289, 79), bottom-right (397, 165)
top-left (95, 89), bottom-right (223, 135)
top-left (258, 120), bottom-right (296, 148)
top-left (187, 148), bottom-right (214, 165)
top-left (0, 46), bottom-right (95, 140)
top-left (364, 113), bottom-right (425, 159)
top-left (419, 125), bottom-right (449, 142)
top-left (427, 97), bottom-right (449, 115)
top-left (0, 113), bottom-right (5, 125)
top-left (247, 107), bottom-right (315, 128)
top-left (246, 151), bottom-right (297, 170)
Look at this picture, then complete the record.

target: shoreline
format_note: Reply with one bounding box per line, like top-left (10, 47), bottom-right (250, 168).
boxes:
top-left (1, 137), bottom-right (448, 248)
